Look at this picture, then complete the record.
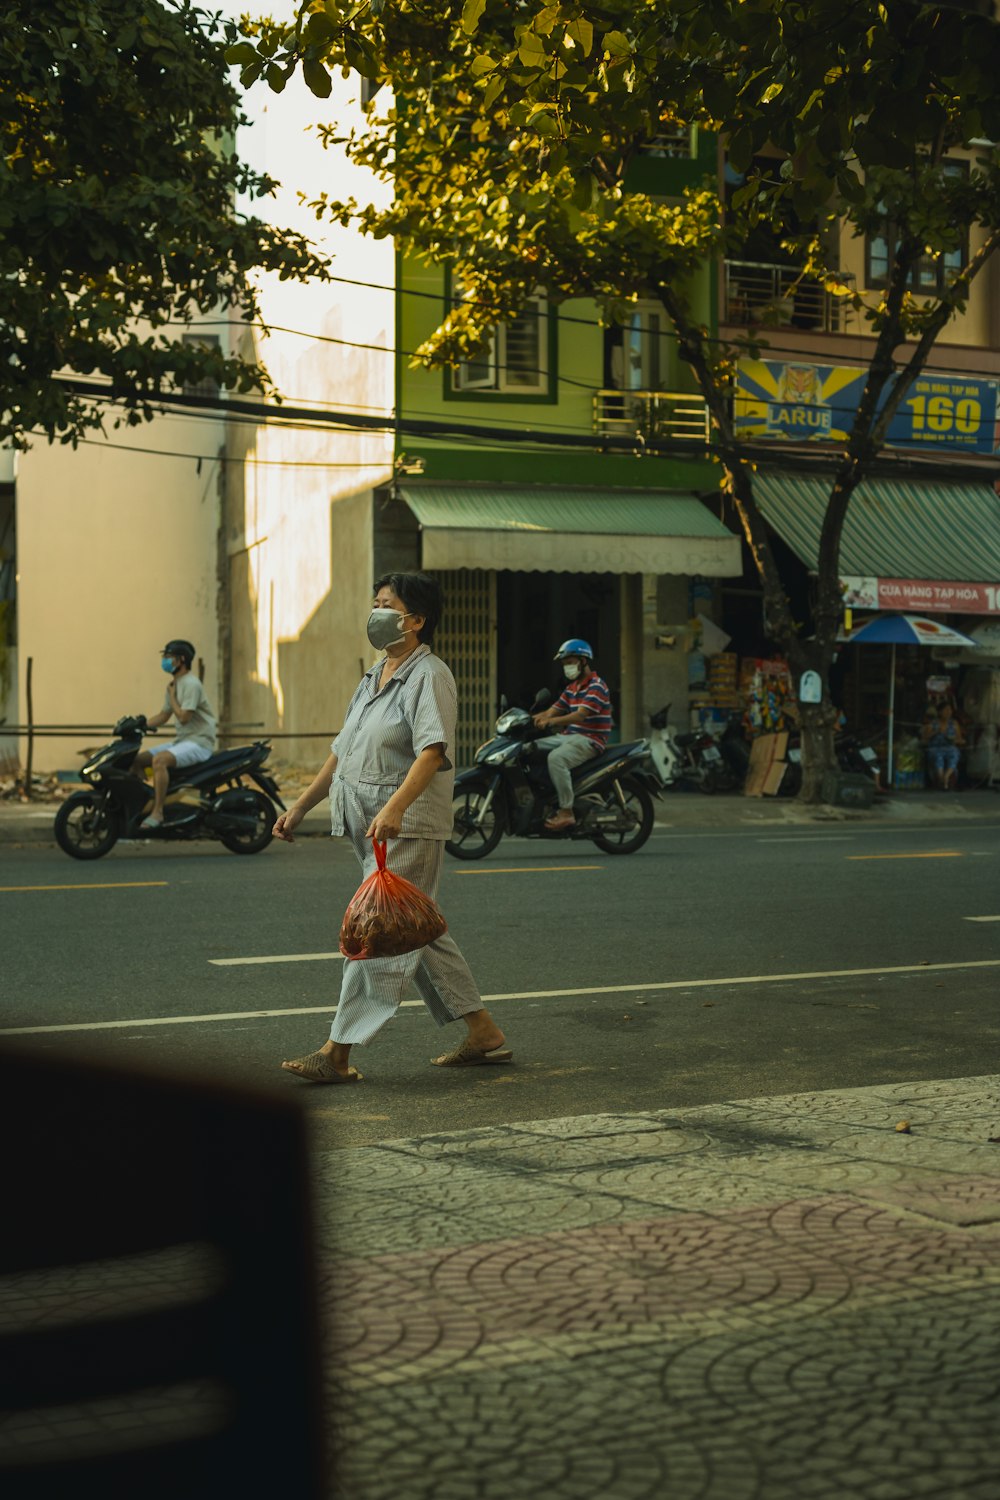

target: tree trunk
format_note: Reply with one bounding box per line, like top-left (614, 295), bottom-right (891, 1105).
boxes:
top-left (782, 636), bottom-right (837, 802)
top-left (797, 698), bottom-right (838, 802)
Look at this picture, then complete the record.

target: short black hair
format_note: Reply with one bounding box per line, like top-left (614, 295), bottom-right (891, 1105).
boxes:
top-left (373, 572), bottom-right (443, 645)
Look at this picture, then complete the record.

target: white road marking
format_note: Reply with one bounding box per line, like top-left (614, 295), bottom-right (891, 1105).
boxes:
top-left (758, 837), bottom-right (854, 844)
top-left (209, 952), bottom-right (344, 966)
top-left (964, 915), bottom-right (1000, 922)
top-left (4, 957), bottom-right (1000, 1037)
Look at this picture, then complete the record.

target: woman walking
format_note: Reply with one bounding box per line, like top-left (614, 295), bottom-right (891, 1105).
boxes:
top-left (275, 572), bottom-right (510, 1084)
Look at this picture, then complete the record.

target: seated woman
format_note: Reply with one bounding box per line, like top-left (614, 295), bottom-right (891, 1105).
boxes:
top-left (922, 702), bottom-right (965, 790)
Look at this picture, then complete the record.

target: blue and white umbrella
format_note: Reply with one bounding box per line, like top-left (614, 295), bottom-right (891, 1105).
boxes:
top-left (840, 614), bottom-right (978, 783)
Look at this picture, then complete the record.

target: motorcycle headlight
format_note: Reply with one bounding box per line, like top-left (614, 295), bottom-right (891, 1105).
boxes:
top-left (485, 749), bottom-right (510, 765)
top-left (496, 709), bottom-right (528, 733)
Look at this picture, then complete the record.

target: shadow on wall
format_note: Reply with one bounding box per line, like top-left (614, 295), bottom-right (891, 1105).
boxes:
top-left (227, 488), bottom-right (376, 769)
top-left (226, 541), bottom-right (281, 748)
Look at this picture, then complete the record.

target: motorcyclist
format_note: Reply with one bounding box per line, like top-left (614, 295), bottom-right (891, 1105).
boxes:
top-left (131, 638), bottom-right (217, 829)
top-left (531, 639), bottom-right (612, 831)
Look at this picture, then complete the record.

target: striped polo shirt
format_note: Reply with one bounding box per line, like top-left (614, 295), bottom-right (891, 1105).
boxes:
top-left (554, 671), bottom-right (613, 748)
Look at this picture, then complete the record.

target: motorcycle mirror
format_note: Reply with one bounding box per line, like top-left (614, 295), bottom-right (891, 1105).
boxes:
top-left (531, 688), bottom-right (552, 711)
top-left (499, 693), bottom-right (509, 712)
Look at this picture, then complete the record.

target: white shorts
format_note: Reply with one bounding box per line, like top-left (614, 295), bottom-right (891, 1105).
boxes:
top-left (149, 739), bottom-right (214, 769)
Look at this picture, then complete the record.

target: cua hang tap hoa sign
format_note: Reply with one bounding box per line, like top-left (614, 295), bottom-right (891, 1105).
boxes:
top-left (841, 576), bottom-right (1000, 615)
top-left (734, 360), bottom-right (999, 454)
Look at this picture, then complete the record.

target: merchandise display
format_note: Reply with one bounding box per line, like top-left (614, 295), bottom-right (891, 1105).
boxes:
top-left (742, 658), bottom-right (793, 737)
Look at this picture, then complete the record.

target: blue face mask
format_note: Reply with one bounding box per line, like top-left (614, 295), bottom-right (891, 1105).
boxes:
top-left (161, 657), bottom-right (175, 674)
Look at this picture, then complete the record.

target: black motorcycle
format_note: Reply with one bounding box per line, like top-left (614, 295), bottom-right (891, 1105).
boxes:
top-left (54, 716), bottom-right (285, 860)
top-left (782, 727), bottom-right (882, 797)
top-left (650, 706), bottom-right (748, 794)
top-left (446, 693), bottom-right (660, 860)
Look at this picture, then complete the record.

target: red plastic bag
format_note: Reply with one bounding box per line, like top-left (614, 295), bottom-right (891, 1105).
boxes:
top-left (339, 839), bottom-right (448, 960)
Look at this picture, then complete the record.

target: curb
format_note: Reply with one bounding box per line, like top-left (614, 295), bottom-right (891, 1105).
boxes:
top-left (3, 792), bottom-right (1000, 846)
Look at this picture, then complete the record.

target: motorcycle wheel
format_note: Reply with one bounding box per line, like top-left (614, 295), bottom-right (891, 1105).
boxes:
top-left (446, 783), bottom-right (504, 860)
top-left (54, 792), bottom-right (120, 860)
top-left (779, 762), bottom-right (803, 798)
top-left (590, 776), bottom-right (655, 855)
top-left (221, 792), bottom-right (276, 854)
top-left (701, 766), bottom-right (738, 795)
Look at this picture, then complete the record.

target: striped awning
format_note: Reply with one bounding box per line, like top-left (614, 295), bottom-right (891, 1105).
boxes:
top-left (397, 484), bottom-right (741, 575)
top-left (752, 473), bottom-right (1000, 581)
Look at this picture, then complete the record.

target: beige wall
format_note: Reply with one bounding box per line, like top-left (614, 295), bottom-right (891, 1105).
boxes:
top-left (220, 71), bottom-right (395, 770)
top-left (14, 412), bottom-right (225, 773)
top-left (639, 574), bottom-right (692, 734)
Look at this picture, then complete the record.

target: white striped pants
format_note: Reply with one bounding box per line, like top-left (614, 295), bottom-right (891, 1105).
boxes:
top-left (330, 786), bottom-right (484, 1046)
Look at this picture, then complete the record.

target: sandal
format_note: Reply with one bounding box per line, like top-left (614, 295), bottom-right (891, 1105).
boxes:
top-left (281, 1051), bottom-right (363, 1084)
top-left (431, 1038), bottom-right (513, 1068)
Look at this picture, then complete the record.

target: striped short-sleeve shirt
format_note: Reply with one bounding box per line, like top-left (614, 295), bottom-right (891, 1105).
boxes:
top-left (555, 671), bottom-right (613, 747)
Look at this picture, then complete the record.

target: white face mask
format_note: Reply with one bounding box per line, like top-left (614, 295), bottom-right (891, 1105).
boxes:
top-left (367, 607), bottom-right (412, 650)
top-left (562, 661), bottom-right (582, 680)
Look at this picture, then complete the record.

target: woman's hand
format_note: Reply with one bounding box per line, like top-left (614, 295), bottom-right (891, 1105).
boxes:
top-left (273, 805), bottom-right (306, 843)
top-left (366, 798), bottom-right (404, 842)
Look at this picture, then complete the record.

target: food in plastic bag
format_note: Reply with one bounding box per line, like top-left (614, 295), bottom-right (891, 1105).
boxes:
top-left (339, 839), bottom-right (447, 960)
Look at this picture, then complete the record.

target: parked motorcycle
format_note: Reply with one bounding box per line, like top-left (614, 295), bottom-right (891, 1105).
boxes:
top-left (783, 729), bottom-right (882, 797)
top-left (648, 705), bottom-right (746, 794)
top-left (54, 716), bottom-right (285, 860)
top-left (446, 692), bottom-right (660, 859)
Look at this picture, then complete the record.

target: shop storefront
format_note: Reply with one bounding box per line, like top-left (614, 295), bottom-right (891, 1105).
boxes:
top-left (376, 482), bottom-right (742, 766)
top-left (751, 472), bottom-right (1000, 788)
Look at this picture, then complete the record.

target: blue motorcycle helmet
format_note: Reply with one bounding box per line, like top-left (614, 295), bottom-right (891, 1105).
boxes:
top-left (553, 638), bottom-right (594, 661)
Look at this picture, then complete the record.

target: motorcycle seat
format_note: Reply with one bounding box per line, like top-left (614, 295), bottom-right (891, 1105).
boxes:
top-left (166, 745), bottom-right (260, 782)
top-left (571, 740), bottom-right (647, 779)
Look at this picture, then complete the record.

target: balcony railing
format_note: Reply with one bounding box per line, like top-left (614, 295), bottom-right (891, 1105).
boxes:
top-left (636, 127), bottom-right (696, 160)
top-left (593, 390), bottom-right (712, 446)
top-left (724, 261), bottom-right (856, 333)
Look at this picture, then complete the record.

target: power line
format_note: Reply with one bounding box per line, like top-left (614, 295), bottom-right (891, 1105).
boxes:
top-left (177, 273), bottom-right (1000, 386)
top-left (28, 431), bottom-right (396, 468)
top-left (46, 376), bottom-right (1000, 486)
top-left (53, 375), bottom-right (639, 453)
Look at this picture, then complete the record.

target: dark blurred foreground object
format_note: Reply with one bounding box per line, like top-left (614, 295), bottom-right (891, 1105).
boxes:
top-left (0, 1047), bottom-right (326, 1499)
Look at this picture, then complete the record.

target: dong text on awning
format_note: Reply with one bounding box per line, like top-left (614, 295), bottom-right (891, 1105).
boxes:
top-left (398, 484), bottom-right (742, 576)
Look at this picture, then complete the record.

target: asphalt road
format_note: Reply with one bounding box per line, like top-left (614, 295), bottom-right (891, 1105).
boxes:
top-left (2, 822), bottom-right (998, 1147)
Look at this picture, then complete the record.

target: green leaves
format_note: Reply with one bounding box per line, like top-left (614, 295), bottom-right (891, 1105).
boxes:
top-left (303, 56), bottom-right (332, 97)
top-left (224, 41), bottom-right (257, 65)
top-left (344, 32), bottom-right (379, 80)
top-left (601, 30), bottom-right (631, 59)
top-left (0, 0), bottom-right (327, 447)
top-left (565, 17), bottom-right (593, 57)
top-left (518, 30), bottom-right (548, 68)
top-left (461, 0), bottom-right (487, 37)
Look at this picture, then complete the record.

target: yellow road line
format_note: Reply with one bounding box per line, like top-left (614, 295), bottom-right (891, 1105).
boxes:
top-left (846, 851), bottom-right (964, 862)
top-left (452, 865), bottom-right (603, 875)
top-left (0, 881), bottom-right (169, 892)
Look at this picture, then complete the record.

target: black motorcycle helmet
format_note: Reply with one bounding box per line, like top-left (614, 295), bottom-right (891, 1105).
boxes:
top-left (162, 638), bottom-right (196, 668)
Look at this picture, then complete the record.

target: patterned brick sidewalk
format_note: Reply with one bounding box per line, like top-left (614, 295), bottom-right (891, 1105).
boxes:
top-left (317, 1077), bottom-right (1000, 1500)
